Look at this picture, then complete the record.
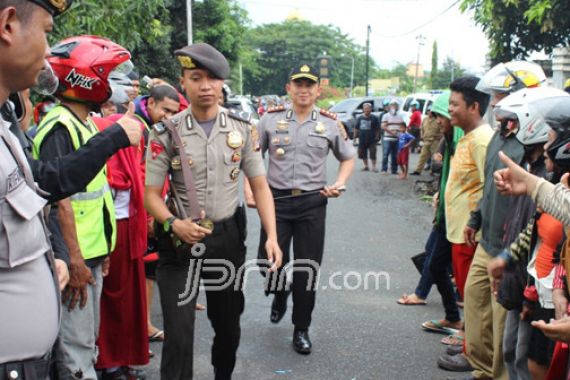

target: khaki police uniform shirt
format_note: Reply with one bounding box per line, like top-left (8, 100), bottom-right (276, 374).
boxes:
top-left (258, 107), bottom-right (356, 191)
top-left (145, 107), bottom-right (266, 222)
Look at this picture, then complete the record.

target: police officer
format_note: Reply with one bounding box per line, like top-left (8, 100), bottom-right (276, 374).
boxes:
top-left (256, 63), bottom-right (356, 354)
top-left (0, 1), bottom-right (142, 380)
top-left (144, 43), bottom-right (282, 380)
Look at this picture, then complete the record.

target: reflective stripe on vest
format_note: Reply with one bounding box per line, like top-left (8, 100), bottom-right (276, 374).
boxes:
top-left (32, 105), bottom-right (116, 260)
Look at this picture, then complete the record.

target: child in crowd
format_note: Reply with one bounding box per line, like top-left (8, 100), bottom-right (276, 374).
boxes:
top-left (397, 124), bottom-right (415, 179)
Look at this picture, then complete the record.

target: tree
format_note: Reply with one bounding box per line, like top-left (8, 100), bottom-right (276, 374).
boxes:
top-left (167, 0), bottom-right (249, 85)
top-left (431, 57), bottom-right (465, 89)
top-left (241, 20), bottom-right (374, 95)
top-left (430, 41), bottom-right (438, 89)
top-left (460, 0), bottom-right (570, 63)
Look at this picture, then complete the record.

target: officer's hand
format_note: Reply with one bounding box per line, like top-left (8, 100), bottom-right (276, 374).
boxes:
top-left (320, 183), bottom-right (345, 198)
top-left (264, 239), bottom-right (283, 272)
top-left (64, 257), bottom-right (96, 311)
top-left (487, 257), bottom-right (506, 297)
top-left (117, 102), bottom-right (143, 147)
top-left (54, 258), bottom-right (70, 291)
top-left (463, 226), bottom-right (478, 247)
top-left (172, 213), bottom-right (212, 245)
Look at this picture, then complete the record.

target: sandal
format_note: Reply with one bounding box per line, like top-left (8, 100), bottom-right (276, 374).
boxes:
top-left (148, 330), bottom-right (165, 342)
top-left (441, 333), bottom-right (464, 346)
top-left (397, 293), bottom-right (427, 305)
top-left (421, 319), bottom-right (460, 335)
top-left (196, 303), bottom-right (206, 311)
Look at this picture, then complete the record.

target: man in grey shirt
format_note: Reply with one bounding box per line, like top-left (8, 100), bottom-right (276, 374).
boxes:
top-left (381, 99), bottom-right (405, 174)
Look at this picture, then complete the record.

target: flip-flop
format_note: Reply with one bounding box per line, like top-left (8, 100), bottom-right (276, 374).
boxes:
top-left (148, 330), bottom-right (165, 342)
top-left (441, 334), bottom-right (464, 346)
top-left (421, 320), bottom-right (459, 335)
top-left (397, 294), bottom-right (427, 305)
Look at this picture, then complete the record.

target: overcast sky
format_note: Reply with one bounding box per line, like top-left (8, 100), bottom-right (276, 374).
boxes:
top-left (237, 0), bottom-right (490, 74)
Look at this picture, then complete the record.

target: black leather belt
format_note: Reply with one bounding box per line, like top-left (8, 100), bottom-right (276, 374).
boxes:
top-left (0, 354), bottom-right (50, 380)
top-left (271, 188), bottom-right (311, 197)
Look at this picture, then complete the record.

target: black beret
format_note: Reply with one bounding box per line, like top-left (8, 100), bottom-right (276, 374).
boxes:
top-left (175, 43), bottom-right (230, 80)
top-left (289, 63), bottom-right (320, 82)
top-left (28, 0), bottom-right (72, 16)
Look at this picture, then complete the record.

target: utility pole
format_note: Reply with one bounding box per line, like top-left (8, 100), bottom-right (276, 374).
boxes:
top-left (349, 56), bottom-right (355, 97)
top-left (187, 0), bottom-right (193, 45)
top-left (413, 34), bottom-right (426, 93)
top-left (365, 25), bottom-right (371, 96)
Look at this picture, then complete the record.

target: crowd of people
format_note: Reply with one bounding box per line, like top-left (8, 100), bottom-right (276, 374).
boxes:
top-left (7, 2), bottom-right (570, 380)
top-left (353, 97), bottom-right (443, 179)
top-left (396, 60), bottom-right (570, 380)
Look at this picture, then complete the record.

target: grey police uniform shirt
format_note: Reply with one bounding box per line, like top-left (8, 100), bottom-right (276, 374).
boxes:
top-left (145, 107), bottom-right (266, 222)
top-left (258, 107), bottom-right (356, 191)
top-left (0, 117), bottom-right (58, 363)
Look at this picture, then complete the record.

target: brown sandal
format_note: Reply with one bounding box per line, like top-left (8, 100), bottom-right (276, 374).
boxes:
top-left (397, 293), bottom-right (427, 305)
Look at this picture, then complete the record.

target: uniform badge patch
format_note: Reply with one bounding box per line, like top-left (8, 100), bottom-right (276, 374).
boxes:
top-left (337, 121), bottom-right (348, 141)
top-left (150, 140), bottom-right (165, 160)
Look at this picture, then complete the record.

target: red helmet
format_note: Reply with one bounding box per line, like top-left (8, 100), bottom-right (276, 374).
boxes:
top-left (48, 35), bottom-right (132, 105)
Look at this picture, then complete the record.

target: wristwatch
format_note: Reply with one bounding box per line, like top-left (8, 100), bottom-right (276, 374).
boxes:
top-left (163, 216), bottom-right (178, 233)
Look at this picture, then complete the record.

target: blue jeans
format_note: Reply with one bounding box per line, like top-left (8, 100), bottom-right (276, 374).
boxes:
top-left (382, 139), bottom-right (398, 174)
top-left (414, 229), bottom-right (437, 299)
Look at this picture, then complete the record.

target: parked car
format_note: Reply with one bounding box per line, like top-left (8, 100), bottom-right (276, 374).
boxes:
top-left (329, 96), bottom-right (399, 139)
top-left (402, 91), bottom-right (444, 122)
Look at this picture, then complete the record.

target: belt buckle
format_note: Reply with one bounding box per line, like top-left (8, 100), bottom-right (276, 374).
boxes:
top-left (291, 189), bottom-right (302, 196)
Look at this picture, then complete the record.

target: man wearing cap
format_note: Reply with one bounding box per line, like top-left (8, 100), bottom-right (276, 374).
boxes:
top-left (254, 63), bottom-right (355, 354)
top-left (144, 43), bottom-right (282, 380)
top-left (0, 1), bottom-right (144, 380)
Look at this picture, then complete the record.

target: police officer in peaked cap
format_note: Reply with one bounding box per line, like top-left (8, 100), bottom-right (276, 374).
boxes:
top-left (252, 63), bottom-right (356, 354)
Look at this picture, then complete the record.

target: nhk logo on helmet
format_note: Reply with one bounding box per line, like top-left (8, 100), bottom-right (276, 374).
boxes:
top-left (65, 69), bottom-right (97, 90)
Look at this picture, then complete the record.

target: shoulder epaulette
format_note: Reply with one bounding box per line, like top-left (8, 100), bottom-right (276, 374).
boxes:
top-left (267, 105), bottom-right (286, 113)
top-left (227, 108), bottom-right (252, 123)
top-left (152, 122), bottom-right (167, 135)
top-left (320, 109), bottom-right (337, 120)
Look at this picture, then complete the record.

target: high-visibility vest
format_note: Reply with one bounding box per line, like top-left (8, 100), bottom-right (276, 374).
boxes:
top-left (33, 105), bottom-right (116, 260)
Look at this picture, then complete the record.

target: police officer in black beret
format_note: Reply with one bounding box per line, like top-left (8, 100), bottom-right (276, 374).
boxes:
top-left (145, 43), bottom-right (282, 380)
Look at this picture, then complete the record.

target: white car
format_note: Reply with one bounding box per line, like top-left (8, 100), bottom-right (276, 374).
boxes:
top-left (402, 91), bottom-right (444, 122)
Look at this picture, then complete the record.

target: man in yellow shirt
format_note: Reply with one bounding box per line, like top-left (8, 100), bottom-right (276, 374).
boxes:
top-left (438, 77), bottom-right (494, 377)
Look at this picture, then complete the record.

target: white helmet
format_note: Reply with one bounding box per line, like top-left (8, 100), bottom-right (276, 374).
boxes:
top-left (108, 72), bottom-right (133, 105)
top-left (477, 61), bottom-right (546, 95)
top-left (494, 87), bottom-right (569, 146)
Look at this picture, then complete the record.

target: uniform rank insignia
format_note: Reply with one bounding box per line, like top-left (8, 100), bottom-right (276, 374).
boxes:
top-left (267, 105), bottom-right (286, 113)
top-left (337, 121), bottom-right (348, 141)
top-left (250, 124), bottom-right (261, 152)
top-left (320, 109), bottom-right (338, 120)
top-left (150, 140), bottom-right (164, 160)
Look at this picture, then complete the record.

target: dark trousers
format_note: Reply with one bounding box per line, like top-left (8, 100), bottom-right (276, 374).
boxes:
top-left (428, 225), bottom-right (460, 323)
top-left (0, 354), bottom-right (50, 380)
top-left (382, 139), bottom-right (398, 174)
top-left (414, 229), bottom-right (437, 299)
top-left (156, 216), bottom-right (246, 380)
top-left (258, 190), bottom-right (328, 330)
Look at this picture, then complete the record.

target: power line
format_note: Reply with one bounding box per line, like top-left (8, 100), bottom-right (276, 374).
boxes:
top-left (374, 0), bottom-right (461, 38)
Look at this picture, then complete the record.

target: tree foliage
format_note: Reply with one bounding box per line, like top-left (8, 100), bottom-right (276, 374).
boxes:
top-left (430, 41), bottom-right (438, 89)
top-left (431, 57), bottom-right (465, 90)
top-left (242, 20), bottom-right (375, 95)
top-left (460, 0), bottom-right (570, 63)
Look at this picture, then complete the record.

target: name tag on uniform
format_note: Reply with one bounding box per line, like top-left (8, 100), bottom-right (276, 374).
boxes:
top-left (6, 168), bottom-right (24, 193)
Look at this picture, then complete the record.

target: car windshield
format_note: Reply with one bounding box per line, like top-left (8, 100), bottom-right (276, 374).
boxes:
top-left (330, 99), bottom-right (361, 113)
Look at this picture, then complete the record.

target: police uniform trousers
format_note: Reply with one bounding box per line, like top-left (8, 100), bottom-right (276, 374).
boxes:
top-left (258, 189), bottom-right (328, 330)
top-left (156, 210), bottom-right (246, 380)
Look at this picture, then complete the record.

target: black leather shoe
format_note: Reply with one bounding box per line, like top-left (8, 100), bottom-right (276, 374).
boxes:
top-left (270, 292), bottom-right (289, 324)
top-left (292, 329), bottom-right (312, 355)
top-left (410, 171), bottom-right (421, 176)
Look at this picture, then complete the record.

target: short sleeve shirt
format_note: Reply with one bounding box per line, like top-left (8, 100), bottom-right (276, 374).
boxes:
top-left (445, 124), bottom-right (494, 244)
top-left (257, 107), bottom-right (356, 191)
top-left (145, 107), bottom-right (266, 222)
top-left (382, 112), bottom-right (405, 141)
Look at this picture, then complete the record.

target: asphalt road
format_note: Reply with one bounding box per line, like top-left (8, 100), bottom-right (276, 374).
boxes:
top-left (145, 152), bottom-right (459, 380)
